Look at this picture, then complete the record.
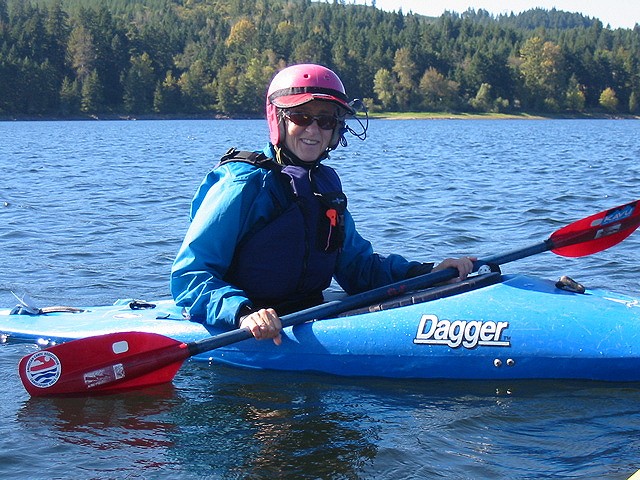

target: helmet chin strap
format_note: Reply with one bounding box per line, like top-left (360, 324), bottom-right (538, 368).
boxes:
top-left (274, 144), bottom-right (328, 167)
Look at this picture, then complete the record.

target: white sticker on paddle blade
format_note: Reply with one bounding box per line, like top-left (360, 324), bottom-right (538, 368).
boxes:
top-left (112, 340), bottom-right (130, 354)
top-left (84, 364), bottom-right (125, 388)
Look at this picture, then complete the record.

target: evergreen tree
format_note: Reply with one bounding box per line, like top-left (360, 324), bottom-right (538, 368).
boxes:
top-left (629, 91), bottom-right (638, 114)
top-left (392, 47), bottom-right (418, 110)
top-left (81, 69), bottom-right (103, 113)
top-left (0, 0), bottom-right (638, 116)
top-left (59, 75), bottom-right (81, 115)
top-left (154, 71), bottom-right (182, 113)
top-left (67, 24), bottom-right (96, 81)
top-left (180, 59), bottom-right (214, 112)
top-left (123, 52), bottom-right (156, 113)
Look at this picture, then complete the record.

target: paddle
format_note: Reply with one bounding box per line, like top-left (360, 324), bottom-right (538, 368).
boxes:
top-left (19, 199), bottom-right (640, 397)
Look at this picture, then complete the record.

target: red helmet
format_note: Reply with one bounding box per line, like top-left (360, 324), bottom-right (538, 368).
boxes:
top-left (266, 64), bottom-right (355, 148)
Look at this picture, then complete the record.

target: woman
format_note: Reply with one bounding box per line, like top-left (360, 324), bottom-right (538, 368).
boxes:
top-left (170, 64), bottom-right (474, 345)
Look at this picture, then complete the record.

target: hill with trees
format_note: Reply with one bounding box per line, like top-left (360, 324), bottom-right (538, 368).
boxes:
top-left (1, 0), bottom-right (638, 117)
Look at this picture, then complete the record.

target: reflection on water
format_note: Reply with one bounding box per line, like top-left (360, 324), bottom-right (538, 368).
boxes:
top-left (165, 365), bottom-right (379, 479)
top-left (18, 384), bottom-right (181, 476)
top-left (4, 343), bottom-right (640, 479)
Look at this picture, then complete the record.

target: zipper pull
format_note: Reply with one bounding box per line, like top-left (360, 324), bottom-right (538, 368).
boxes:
top-left (326, 208), bottom-right (338, 227)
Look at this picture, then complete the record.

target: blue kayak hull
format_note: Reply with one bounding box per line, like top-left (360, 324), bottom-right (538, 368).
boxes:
top-left (2, 274), bottom-right (640, 381)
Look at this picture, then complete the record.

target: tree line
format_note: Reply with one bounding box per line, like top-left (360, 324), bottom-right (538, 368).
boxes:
top-left (1, 0), bottom-right (639, 117)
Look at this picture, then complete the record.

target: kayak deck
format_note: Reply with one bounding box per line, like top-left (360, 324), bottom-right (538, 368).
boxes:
top-left (2, 274), bottom-right (640, 381)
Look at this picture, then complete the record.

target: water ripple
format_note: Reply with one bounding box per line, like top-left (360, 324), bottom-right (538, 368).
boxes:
top-left (1, 119), bottom-right (639, 479)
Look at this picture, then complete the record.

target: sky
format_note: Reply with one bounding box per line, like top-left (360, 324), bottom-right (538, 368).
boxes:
top-left (351, 0), bottom-right (639, 29)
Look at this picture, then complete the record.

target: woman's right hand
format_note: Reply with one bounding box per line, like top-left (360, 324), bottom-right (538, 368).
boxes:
top-left (432, 257), bottom-right (477, 283)
top-left (239, 308), bottom-right (282, 345)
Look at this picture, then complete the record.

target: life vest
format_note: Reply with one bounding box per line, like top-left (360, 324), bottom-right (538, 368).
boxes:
top-left (220, 149), bottom-right (347, 314)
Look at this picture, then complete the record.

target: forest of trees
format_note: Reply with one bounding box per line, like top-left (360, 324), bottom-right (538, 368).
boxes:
top-left (1, 0), bottom-right (639, 117)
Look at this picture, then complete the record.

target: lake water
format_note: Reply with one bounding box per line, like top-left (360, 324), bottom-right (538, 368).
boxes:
top-left (1, 118), bottom-right (639, 479)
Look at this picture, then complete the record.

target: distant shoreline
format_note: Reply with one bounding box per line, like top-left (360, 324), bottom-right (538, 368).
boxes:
top-left (1, 111), bottom-right (637, 121)
top-left (368, 111), bottom-right (640, 120)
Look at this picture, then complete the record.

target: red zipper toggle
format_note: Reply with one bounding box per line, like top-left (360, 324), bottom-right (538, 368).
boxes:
top-left (326, 208), bottom-right (338, 227)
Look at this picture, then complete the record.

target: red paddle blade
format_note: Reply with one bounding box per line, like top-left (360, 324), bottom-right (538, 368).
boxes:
top-left (19, 331), bottom-right (190, 397)
top-left (550, 200), bottom-right (640, 257)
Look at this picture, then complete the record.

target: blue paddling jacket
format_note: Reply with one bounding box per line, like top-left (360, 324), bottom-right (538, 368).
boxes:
top-left (170, 144), bottom-right (423, 328)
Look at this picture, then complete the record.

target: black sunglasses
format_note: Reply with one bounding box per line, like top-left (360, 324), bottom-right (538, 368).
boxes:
top-left (283, 111), bottom-right (339, 130)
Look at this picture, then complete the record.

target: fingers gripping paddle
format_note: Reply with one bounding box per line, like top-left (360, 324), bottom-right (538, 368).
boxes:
top-left (19, 200), bottom-right (640, 396)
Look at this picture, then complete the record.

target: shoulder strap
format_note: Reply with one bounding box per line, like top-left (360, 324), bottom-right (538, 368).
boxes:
top-left (218, 147), bottom-right (275, 169)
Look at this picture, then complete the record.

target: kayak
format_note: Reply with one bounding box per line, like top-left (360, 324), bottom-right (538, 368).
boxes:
top-left (3, 272), bottom-right (640, 382)
top-left (5, 200), bottom-right (640, 396)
